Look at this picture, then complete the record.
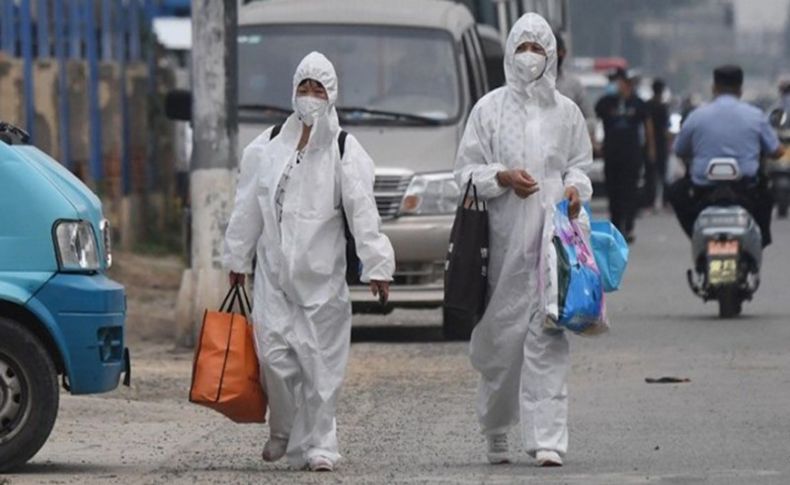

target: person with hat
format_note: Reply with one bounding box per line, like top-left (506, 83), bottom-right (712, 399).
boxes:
top-left (595, 67), bottom-right (656, 242)
top-left (668, 65), bottom-right (786, 247)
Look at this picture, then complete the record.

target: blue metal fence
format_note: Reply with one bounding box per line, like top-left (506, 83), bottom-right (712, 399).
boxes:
top-left (0, 0), bottom-right (151, 193)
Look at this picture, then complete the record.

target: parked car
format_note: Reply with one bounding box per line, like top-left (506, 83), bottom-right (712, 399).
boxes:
top-left (0, 122), bottom-right (129, 471)
top-left (233, 0), bottom-right (492, 338)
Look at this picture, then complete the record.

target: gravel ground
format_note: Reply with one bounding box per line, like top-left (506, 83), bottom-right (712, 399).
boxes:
top-left (5, 211), bottom-right (790, 484)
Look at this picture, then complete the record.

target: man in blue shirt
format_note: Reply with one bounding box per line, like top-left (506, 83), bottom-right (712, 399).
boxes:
top-left (668, 65), bottom-right (786, 246)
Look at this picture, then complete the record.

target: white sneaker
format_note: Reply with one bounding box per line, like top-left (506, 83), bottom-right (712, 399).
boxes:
top-left (261, 436), bottom-right (287, 462)
top-left (308, 455), bottom-right (334, 472)
top-left (536, 450), bottom-right (563, 467)
top-left (486, 433), bottom-right (511, 464)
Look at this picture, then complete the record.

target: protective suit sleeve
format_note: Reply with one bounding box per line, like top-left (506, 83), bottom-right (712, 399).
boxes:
top-left (562, 104), bottom-right (594, 201)
top-left (340, 135), bottom-right (396, 283)
top-left (454, 101), bottom-right (509, 200)
top-left (222, 138), bottom-right (267, 274)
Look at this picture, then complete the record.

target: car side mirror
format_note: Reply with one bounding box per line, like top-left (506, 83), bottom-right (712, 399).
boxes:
top-left (165, 89), bottom-right (192, 122)
top-left (769, 108), bottom-right (786, 129)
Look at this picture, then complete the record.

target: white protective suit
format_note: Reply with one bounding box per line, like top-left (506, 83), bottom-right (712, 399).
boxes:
top-left (454, 14), bottom-right (593, 457)
top-left (223, 52), bottom-right (395, 467)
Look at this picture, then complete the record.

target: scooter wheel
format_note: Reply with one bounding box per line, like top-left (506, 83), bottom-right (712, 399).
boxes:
top-left (718, 286), bottom-right (742, 318)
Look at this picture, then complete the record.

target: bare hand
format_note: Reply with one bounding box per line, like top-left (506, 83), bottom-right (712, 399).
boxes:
top-left (229, 272), bottom-right (246, 287)
top-left (497, 169), bottom-right (540, 199)
top-left (369, 280), bottom-right (390, 305)
top-left (564, 186), bottom-right (581, 219)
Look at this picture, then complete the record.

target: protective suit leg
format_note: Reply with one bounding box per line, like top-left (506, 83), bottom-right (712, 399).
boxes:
top-left (474, 325), bottom-right (527, 435)
top-left (260, 344), bottom-right (298, 440)
top-left (520, 302), bottom-right (570, 457)
top-left (281, 299), bottom-right (351, 467)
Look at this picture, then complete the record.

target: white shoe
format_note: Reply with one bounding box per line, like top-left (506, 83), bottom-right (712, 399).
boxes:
top-left (536, 450), bottom-right (563, 467)
top-left (261, 436), bottom-right (287, 462)
top-left (486, 433), bottom-right (511, 464)
top-left (308, 455), bottom-right (334, 472)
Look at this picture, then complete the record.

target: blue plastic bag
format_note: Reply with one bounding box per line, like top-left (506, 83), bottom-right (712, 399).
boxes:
top-left (552, 201), bottom-right (605, 333)
top-left (589, 220), bottom-right (629, 292)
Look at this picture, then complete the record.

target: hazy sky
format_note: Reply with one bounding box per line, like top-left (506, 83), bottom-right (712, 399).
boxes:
top-left (734, 0), bottom-right (790, 31)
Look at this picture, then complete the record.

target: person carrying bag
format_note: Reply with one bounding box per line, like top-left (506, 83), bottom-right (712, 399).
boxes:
top-left (189, 284), bottom-right (267, 423)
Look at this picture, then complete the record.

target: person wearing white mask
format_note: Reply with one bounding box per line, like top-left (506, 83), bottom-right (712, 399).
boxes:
top-left (455, 13), bottom-right (593, 467)
top-left (223, 51), bottom-right (394, 472)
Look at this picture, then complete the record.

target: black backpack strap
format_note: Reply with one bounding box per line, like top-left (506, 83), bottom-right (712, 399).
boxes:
top-left (338, 130), bottom-right (348, 158)
top-left (269, 124), bottom-right (282, 140)
top-left (270, 125), bottom-right (346, 157)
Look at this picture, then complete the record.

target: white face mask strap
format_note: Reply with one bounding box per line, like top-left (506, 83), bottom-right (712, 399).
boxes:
top-left (534, 54), bottom-right (548, 82)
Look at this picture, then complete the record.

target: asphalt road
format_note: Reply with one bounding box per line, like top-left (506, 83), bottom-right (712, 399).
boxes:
top-left (5, 210), bottom-right (790, 484)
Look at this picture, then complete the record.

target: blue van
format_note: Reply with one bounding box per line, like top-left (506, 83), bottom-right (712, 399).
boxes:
top-left (0, 122), bottom-right (129, 471)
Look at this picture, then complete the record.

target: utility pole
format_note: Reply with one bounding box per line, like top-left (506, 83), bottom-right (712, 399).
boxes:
top-left (175, 0), bottom-right (238, 346)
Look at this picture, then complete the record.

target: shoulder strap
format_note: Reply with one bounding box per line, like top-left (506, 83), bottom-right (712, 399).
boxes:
top-left (338, 130), bottom-right (348, 158)
top-left (269, 124), bottom-right (282, 140)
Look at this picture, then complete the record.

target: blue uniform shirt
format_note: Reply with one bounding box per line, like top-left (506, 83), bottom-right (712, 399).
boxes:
top-left (674, 94), bottom-right (781, 186)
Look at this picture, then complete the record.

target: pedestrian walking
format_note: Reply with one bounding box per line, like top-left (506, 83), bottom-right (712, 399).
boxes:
top-left (454, 13), bottom-right (593, 467)
top-left (223, 52), bottom-right (395, 471)
top-left (595, 68), bottom-right (656, 242)
top-left (644, 79), bottom-right (671, 209)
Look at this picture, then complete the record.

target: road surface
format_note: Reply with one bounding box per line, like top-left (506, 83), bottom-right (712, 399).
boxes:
top-left (6, 211), bottom-right (790, 484)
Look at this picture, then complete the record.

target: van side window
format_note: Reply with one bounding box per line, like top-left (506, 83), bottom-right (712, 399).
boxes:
top-left (477, 30), bottom-right (505, 89)
top-left (462, 31), bottom-right (483, 104)
top-left (470, 28), bottom-right (489, 94)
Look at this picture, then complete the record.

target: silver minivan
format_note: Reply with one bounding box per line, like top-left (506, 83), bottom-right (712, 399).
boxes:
top-left (237, 0), bottom-right (491, 337)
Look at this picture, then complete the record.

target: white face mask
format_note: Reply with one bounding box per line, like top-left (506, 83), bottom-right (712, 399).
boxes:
top-left (294, 95), bottom-right (328, 126)
top-left (515, 51), bottom-right (547, 84)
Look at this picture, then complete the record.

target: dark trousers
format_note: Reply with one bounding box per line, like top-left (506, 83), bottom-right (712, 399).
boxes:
top-left (666, 177), bottom-right (774, 247)
top-left (641, 152), bottom-right (668, 207)
top-left (604, 158), bottom-right (642, 235)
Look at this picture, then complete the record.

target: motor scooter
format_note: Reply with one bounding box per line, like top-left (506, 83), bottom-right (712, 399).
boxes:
top-left (687, 159), bottom-right (762, 318)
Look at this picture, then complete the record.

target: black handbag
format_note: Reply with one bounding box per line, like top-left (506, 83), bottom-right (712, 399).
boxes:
top-left (443, 179), bottom-right (489, 339)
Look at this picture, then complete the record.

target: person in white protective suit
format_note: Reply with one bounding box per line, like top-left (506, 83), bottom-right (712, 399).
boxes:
top-left (223, 52), bottom-right (395, 472)
top-left (454, 13), bottom-right (593, 467)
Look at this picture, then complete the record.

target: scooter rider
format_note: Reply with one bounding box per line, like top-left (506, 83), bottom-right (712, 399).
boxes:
top-left (668, 65), bottom-right (786, 247)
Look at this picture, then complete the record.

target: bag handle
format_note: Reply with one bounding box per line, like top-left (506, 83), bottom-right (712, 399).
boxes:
top-left (219, 286), bottom-right (237, 312)
top-left (219, 284), bottom-right (253, 316)
top-left (462, 177), bottom-right (483, 211)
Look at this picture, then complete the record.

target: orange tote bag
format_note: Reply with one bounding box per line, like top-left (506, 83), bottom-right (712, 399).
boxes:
top-left (189, 285), bottom-right (267, 423)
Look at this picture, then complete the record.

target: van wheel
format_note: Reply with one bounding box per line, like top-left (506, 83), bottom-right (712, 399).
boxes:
top-left (718, 287), bottom-right (742, 319)
top-left (442, 307), bottom-right (476, 341)
top-left (0, 317), bottom-right (59, 472)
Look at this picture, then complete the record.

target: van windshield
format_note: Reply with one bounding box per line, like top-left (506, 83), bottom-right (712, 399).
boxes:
top-left (238, 25), bottom-right (461, 125)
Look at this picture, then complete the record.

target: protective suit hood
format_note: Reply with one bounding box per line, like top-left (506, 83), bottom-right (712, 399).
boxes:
top-left (291, 51), bottom-right (340, 146)
top-left (504, 13), bottom-right (558, 104)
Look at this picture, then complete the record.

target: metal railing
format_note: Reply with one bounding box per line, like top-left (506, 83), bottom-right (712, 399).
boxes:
top-left (0, 0), bottom-right (157, 194)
